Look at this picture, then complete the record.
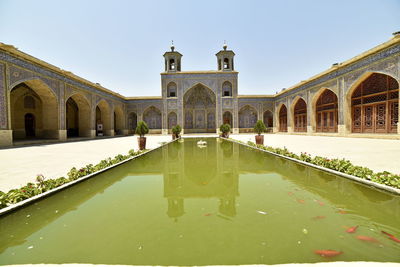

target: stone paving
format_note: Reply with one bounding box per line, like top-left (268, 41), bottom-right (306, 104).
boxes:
top-left (230, 134), bottom-right (400, 175)
top-left (0, 134), bottom-right (399, 192)
top-left (0, 135), bottom-right (170, 192)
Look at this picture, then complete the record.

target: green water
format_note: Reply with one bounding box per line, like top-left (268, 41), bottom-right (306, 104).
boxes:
top-left (0, 138), bottom-right (399, 265)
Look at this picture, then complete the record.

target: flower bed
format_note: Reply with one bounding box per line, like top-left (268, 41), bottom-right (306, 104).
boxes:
top-left (0, 149), bottom-right (145, 209)
top-left (229, 139), bottom-right (400, 190)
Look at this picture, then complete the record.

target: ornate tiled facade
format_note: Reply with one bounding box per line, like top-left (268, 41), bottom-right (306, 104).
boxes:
top-left (0, 34), bottom-right (399, 147)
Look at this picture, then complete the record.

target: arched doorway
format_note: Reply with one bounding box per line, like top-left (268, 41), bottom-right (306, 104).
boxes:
top-left (183, 84), bottom-right (216, 133)
top-left (279, 105), bottom-right (288, 132)
top-left (24, 113), bottom-right (35, 137)
top-left (168, 112), bottom-right (177, 130)
top-left (128, 112), bottom-right (137, 134)
top-left (263, 110), bottom-right (273, 129)
top-left (66, 98), bottom-right (79, 137)
top-left (10, 80), bottom-right (59, 140)
top-left (316, 89), bottom-right (338, 132)
top-left (114, 106), bottom-right (124, 135)
top-left (351, 73), bottom-right (399, 133)
top-left (96, 100), bottom-right (111, 136)
top-left (293, 98), bottom-right (307, 132)
top-left (239, 105), bottom-right (257, 130)
top-left (143, 106), bottom-right (162, 130)
top-left (66, 93), bottom-right (91, 138)
top-left (223, 111), bottom-right (233, 126)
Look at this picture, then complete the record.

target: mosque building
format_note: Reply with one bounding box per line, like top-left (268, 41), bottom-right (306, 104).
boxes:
top-left (0, 32), bottom-right (399, 147)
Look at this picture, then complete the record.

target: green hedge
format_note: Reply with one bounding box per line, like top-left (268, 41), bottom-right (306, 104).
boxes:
top-left (0, 149), bottom-right (145, 209)
top-left (232, 139), bottom-right (400, 190)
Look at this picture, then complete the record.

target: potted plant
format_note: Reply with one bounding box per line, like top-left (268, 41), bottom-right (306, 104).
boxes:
top-left (172, 124), bottom-right (182, 140)
top-left (135, 121), bottom-right (149, 150)
top-left (219, 123), bottom-right (231, 138)
top-left (253, 120), bottom-right (267, 145)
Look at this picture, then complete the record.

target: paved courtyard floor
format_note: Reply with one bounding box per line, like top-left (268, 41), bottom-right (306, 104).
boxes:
top-left (0, 134), bottom-right (399, 192)
top-left (230, 134), bottom-right (400, 175)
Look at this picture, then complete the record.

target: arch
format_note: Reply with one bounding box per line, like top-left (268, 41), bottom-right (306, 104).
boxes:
top-left (143, 106), bottom-right (162, 129)
top-left (66, 93), bottom-right (91, 137)
top-left (223, 111), bottom-right (233, 126)
top-left (223, 58), bottom-right (230, 69)
top-left (167, 82), bottom-right (177, 97)
top-left (10, 80), bottom-right (59, 140)
top-left (263, 110), bottom-right (273, 128)
top-left (128, 112), bottom-right (137, 134)
top-left (114, 106), bottom-right (124, 135)
top-left (278, 104), bottom-right (288, 132)
top-left (293, 98), bottom-right (307, 132)
top-left (347, 72), bottom-right (399, 134)
top-left (222, 81), bottom-right (232, 97)
top-left (96, 99), bottom-right (111, 136)
top-left (168, 112), bottom-right (177, 129)
top-left (313, 88), bottom-right (338, 132)
top-left (183, 83), bottom-right (216, 133)
top-left (239, 105), bottom-right (257, 129)
top-left (169, 58), bottom-right (176, 70)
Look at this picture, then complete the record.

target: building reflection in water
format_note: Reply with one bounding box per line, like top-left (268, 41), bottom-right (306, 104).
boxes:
top-left (162, 139), bottom-right (239, 221)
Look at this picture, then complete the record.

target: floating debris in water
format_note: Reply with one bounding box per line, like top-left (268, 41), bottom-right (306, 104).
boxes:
top-left (179, 234), bottom-right (184, 238)
top-left (138, 245), bottom-right (143, 250)
top-left (26, 214), bottom-right (31, 218)
top-left (39, 237), bottom-right (43, 240)
top-left (257, 210), bottom-right (267, 215)
top-left (297, 241), bottom-right (301, 244)
top-left (55, 210), bottom-right (59, 213)
top-left (261, 242), bottom-right (267, 246)
top-left (27, 246), bottom-right (33, 250)
top-left (302, 228), bottom-right (308, 234)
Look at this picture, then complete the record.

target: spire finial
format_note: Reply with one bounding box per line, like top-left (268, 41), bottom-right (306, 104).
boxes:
top-left (171, 40), bottom-right (175, 52)
top-left (223, 40), bottom-right (227, 50)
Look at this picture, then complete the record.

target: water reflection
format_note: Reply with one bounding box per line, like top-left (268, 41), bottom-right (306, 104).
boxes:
top-left (162, 139), bottom-right (239, 219)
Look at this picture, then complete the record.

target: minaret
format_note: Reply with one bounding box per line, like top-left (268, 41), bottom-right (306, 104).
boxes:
top-left (216, 41), bottom-right (235, 71)
top-left (163, 41), bottom-right (182, 72)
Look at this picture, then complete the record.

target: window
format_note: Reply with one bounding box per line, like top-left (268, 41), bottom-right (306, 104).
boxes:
top-left (223, 58), bottom-right (230, 69)
top-left (169, 59), bottom-right (175, 70)
top-left (167, 82), bottom-right (177, 97)
top-left (222, 81), bottom-right (232, 97)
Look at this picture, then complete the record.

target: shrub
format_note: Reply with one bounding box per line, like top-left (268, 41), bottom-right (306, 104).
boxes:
top-left (219, 124), bottom-right (231, 137)
top-left (135, 121), bottom-right (149, 137)
top-left (254, 120), bottom-right (267, 135)
top-left (172, 125), bottom-right (182, 137)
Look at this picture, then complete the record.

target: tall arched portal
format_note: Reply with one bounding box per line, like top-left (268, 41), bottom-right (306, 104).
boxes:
top-left (279, 105), bottom-right (288, 132)
top-left (128, 112), bottom-right (137, 134)
top-left (239, 105), bottom-right (257, 130)
top-left (293, 98), bottom-right (307, 132)
top-left (316, 89), bottom-right (338, 132)
top-left (114, 106), bottom-right (124, 135)
top-left (10, 80), bottom-right (59, 141)
top-left (263, 110), bottom-right (273, 129)
top-left (96, 100), bottom-right (111, 136)
top-left (351, 73), bottom-right (399, 134)
top-left (223, 111), bottom-right (233, 126)
top-left (143, 106), bottom-right (162, 130)
top-left (66, 93), bottom-right (91, 138)
top-left (183, 84), bottom-right (216, 133)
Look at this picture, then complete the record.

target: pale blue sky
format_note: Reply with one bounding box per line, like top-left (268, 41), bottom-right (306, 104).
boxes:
top-left (0, 0), bottom-right (399, 96)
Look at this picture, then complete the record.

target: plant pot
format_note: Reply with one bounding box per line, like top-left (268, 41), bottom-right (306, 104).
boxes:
top-left (255, 135), bottom-right (264, 145)
top-left (138, 137), bottom-right (146, 150)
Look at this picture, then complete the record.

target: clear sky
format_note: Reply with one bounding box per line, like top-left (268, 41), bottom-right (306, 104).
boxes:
top-left (0, 0), bottom-right (399, 96)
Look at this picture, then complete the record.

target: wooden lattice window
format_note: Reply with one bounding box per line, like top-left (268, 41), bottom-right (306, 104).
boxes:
top-left (351, 73), bottom-right (399, 133)
top-left (294, 98), bottom-right (307, 132)
top-left (316, 89), bottom-right (338, 132)
top-left (279, 105), bottom-right (287, 132)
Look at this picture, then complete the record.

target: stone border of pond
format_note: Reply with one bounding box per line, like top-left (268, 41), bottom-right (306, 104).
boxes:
top-left (0, 139), bottom-right (177, 217)
top-left (223, 137), bottom-right (400, 195)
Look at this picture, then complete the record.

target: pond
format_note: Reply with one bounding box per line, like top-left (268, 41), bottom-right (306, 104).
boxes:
top-left (0, 138), bottom-right (399, 265)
